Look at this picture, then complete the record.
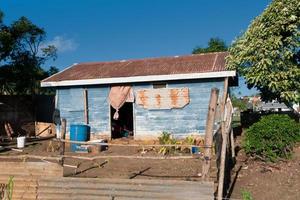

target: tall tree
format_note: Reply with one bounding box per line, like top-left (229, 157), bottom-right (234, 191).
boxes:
top-left (192, 38), bottom-right (227, 54)
top-left (0, 12), bottom-right (58, 95)
top-left (227, 0), bottom-right (300, 103)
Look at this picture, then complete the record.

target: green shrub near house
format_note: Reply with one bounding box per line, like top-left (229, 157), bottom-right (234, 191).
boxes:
top-left (243, 114), bottom-right (300, 162)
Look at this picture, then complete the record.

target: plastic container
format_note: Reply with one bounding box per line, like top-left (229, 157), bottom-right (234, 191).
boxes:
top-left (191, 146), bottom-right (199, 154)
top-left (17, 136), bottom-right (26, 148)
top-left (70, 124), bottom-right (90, 152)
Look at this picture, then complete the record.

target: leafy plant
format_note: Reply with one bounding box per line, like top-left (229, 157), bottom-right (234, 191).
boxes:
top-left (0, 176), bottom-right (14, 200)
top-left (184, 135), bottom-right (195, 145)
top-left (227, 0), bottom-right (300, 103)
top-left (6, 176), bottom-right (13, 200)
top-left (243, 114), bottom-right (300, 162)
top-left (158, 132), bottom-right (177, 155)
top-left (241, 189), bottom-right (253, 200)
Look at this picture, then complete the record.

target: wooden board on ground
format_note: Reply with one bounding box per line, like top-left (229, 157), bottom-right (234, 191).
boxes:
top-left (0, 161), bottom-right (213, 200)
top-left (0, 161), bottom-right (63, 200)
top-left (38, 177), bottom-right (213, 200)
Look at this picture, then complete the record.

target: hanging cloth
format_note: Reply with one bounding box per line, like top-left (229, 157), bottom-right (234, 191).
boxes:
top-left (108, 86), bottom-right (134, 120)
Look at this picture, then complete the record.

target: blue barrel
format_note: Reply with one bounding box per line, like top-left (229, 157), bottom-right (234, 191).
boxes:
top-left (70, 124), bottom-right (90, 152)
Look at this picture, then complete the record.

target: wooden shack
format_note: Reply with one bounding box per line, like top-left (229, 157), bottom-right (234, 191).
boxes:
top-left (41, 52), bottom-right (236, 140)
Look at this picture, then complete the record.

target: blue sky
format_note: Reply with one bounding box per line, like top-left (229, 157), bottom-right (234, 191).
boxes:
top-left (1, 0), bottom-right (271, 96)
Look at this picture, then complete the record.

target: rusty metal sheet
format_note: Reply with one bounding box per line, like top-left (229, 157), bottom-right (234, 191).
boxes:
top-left (43, 52), bottom-right (228, 83)
top-left (136, 88), bottom-right (189, 109)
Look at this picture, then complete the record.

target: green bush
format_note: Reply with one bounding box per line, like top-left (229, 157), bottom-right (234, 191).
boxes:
top-left (243, 114), bottom-right (300, 161)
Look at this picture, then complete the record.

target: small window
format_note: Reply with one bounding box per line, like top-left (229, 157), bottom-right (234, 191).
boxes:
top-left (153, 82), bottom-right (167, 89)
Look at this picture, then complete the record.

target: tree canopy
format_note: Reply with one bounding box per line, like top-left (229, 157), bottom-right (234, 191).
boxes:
top-left (0, 11), bottom-right (58, 95)
top-left (192, 38), bottom-right (227, 54)
top-left (226, 0), bottom-right (300, 103)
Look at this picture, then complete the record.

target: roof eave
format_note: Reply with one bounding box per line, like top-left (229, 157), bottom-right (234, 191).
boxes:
top-left (41, 70), bottom-right (236, 87)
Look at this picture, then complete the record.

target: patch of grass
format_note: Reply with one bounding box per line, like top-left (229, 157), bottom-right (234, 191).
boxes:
top-left (241, 189), bottom-right (253, 200)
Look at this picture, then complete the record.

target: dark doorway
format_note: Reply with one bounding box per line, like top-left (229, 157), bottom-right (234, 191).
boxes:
top-left (110, 102), bottom-right (134, 139)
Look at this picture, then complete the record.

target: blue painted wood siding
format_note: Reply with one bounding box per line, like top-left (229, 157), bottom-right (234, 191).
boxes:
top-left (57, 87), bottom-right (110, 135)
top-left (133, 79), bottom-right (224, 138)
top-left (87, 87), bottom-right (110, 134)
top-left (56, 78), bottom-right (224, 138)
top-left (57, 88), bottom-right (85, 133)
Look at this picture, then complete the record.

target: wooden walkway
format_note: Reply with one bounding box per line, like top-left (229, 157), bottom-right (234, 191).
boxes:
top-left (0, 162), bottom-right (214, 200)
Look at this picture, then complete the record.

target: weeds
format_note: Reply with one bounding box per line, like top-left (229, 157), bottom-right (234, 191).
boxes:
top-left (158, 132), bottom-right (177, 155)
top-left (158, 132), bottom-right (200, 155)
top-left (0, 176), bottom-right (14, 200)
top-left (241, 189), bottom-right (253, 200)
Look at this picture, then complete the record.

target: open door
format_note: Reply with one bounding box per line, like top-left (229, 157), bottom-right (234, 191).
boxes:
top-left (110, 102), bottom-right (134, 139)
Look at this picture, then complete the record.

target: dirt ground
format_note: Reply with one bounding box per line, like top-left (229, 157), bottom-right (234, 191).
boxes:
top-left (0, 138), bottom-right (205, 181)
top-left (230, 138), bottom-right (300, 200)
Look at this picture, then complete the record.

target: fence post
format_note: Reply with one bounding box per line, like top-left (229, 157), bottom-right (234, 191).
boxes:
top-left (60, 118), bottom-right (66, 166)
top-left (202, 88), bottom-right (219, 179)
top-left (84, 89), bottom-right (89, 124)
top-left (217, 77), bottom-right (229, 200)
top-left (230, 128), bottom-right (235, 158)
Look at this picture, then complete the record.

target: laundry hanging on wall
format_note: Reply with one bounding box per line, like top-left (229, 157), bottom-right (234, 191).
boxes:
top-left (108, 86), bottom-right (134, 120)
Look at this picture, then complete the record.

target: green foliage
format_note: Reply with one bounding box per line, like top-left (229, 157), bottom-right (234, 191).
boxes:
top-left (7, 176), bottom-right (13, 200)
top-left (0, 176), bottom-right (14, 200)
top-left (231, 95), bottom-right (248, 111)
top-left (227, 0), bottom-right (300, 103)
top-left (192, 38), bottom-right (227, 54)
top-left (243, 114), bottom-right (300, 162)
top-left (241, 189), bottom-right (253, 200)
top-left (0, 11), bottom-right (58, 95)
top-left (184, 135), bottom-right (195, 145)
top-left (158, 132), bottom-right (177, 155)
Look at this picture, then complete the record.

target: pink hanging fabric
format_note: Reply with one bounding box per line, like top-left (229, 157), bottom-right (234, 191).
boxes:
top-left (108, 86), bottom-right (134, 120)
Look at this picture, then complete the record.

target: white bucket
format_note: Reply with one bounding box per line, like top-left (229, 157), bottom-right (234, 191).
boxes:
top-left (17, 136), bottom-right (26, 148)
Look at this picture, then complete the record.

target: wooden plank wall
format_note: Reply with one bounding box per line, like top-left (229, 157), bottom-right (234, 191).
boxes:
top-left (87, 87), bottom-right (110, 135)
top-left (57, 88), bottom-right (85, 134)
top-left (133, 79), bottom-right (224, 139)
top-left (57, 87), bottom-right (110, 137)
top-left (56, 78), bottom-right (224, 139)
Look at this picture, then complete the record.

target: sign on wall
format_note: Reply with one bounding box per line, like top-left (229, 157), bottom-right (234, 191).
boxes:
top-left (136, 88), bottom-right (189, 109)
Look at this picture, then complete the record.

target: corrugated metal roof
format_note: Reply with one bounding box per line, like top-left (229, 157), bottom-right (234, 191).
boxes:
top-left (43, 52), bottom-right (229, 83)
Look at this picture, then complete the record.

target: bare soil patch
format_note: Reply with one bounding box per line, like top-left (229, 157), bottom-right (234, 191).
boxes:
top-left (0, 138), bottom-right (205, 181)
top-left (230, 138), bottom-right (300, 200)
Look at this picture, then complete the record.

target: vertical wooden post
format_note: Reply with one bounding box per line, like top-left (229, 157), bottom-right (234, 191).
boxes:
top-left (217, 77), bottom-right (229, 200)
top-left (202, 88), bottom-right (219, 179)
top-left (230, 128), bottom-right (235, 158)
top-left (60, 118), bottom-right (66, 166)
top-left (84, 89), bottom-right (89, 124)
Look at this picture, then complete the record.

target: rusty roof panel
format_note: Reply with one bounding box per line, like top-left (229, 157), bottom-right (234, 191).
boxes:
top-left (43, 52), bottom-right (229, 82)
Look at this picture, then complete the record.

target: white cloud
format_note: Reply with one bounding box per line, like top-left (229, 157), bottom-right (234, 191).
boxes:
top-left (42, 36), bottom-right (78, 53)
